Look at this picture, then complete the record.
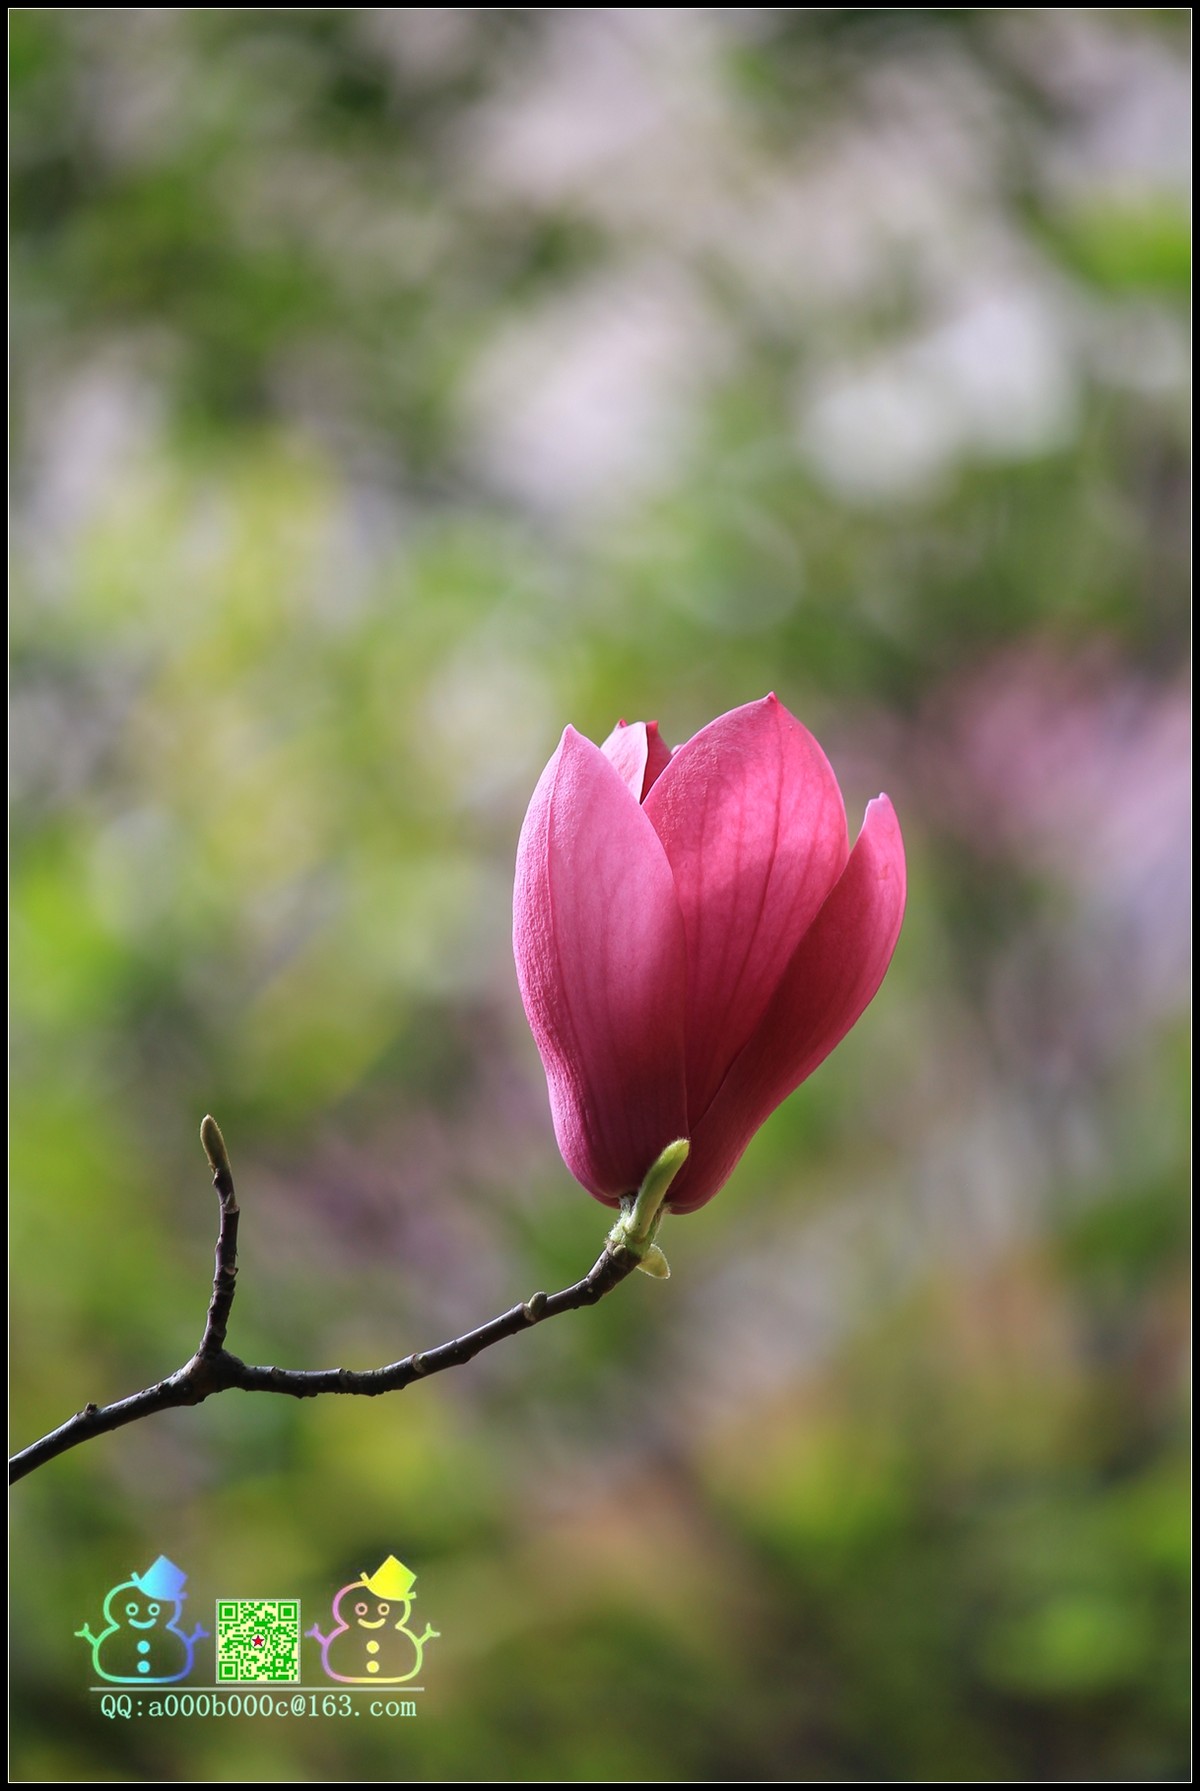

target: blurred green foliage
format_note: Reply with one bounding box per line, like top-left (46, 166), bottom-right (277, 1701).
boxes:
top-left (10, 8), bottom-right (1189, 1782)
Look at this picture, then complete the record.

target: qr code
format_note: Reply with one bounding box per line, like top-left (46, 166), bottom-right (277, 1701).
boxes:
top-left (215, 1600), bottom-right (302, 1683)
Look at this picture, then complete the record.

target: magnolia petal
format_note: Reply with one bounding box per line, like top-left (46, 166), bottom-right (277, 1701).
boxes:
top-left (513, 727), bottom-right (689, 1204)
top-left (601, 719), bottom-right (674, 801)
top-left (642, 721), bottom-right (672, 794)
top-left (644, 694), bottom-right (849, 1122)
top-left (665, 794), bottom-right (906, 1213)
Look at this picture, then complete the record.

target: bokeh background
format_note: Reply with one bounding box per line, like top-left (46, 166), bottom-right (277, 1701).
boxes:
top-left (10, 8), bottom-right (1189, 1782)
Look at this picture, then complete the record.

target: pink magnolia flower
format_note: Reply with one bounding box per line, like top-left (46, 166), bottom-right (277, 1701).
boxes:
top-left (513, 695), bottom-right (906, 1214)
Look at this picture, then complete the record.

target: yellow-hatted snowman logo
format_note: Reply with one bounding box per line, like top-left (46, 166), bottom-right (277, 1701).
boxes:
top-left (307, 1556), bottom-right (439, 1684)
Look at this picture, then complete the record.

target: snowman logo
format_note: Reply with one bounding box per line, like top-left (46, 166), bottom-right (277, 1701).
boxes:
top-left (307, 1555), bottom-right (440, 1684)
top-left (76, 1555), bottom-right (209, 1684)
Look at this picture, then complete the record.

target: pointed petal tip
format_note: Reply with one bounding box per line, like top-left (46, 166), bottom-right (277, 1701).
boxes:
top-left (863, 791), bottom-right (902, 832)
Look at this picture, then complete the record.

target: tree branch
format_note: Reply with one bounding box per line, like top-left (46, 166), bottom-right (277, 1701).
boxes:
top-left (9, 1117), bottom-right (650, 1485)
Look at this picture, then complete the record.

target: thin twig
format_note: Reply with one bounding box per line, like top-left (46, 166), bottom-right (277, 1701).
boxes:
top-left (9, 1119), bottom-right (643, 1485)
top-left (197, 1113), bottom-right (239, 1358)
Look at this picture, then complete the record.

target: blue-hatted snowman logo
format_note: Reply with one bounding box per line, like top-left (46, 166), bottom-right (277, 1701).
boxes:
top-left (76, 1556), bottom-right (209, 1683)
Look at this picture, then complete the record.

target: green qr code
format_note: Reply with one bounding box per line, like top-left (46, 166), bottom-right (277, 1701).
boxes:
top-left (215, 1599), bottom-right (302, 1682)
